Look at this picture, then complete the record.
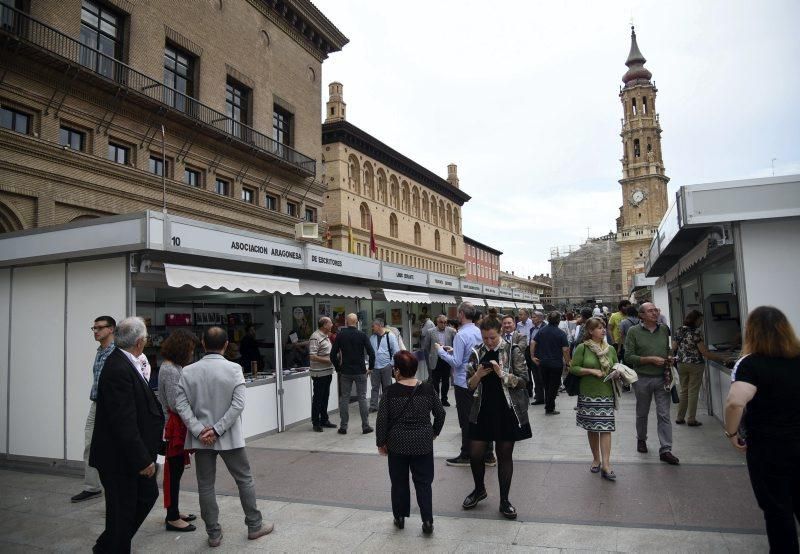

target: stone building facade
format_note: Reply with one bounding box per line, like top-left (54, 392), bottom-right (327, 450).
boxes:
top-left (0, 0), bottom-right (347, 236)
top-left (321, 83), bottom-right (469, 276)
top-left (464, 236), bottom-right (501, 286)
top-left (549, 233), bottom-right (624, 309)
top-left (498, 271), bottom-right (552, 301)
top-left (615, 27), bottom-right (670, 294)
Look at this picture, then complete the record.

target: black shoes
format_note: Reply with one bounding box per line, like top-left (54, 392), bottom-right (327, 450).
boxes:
top-left (442, 400), bottom-right (451, 407)
top-left (660, 451), bottom-right (680, 465)
top-left (70, 490), bottom-right (102, 503)
top-left (531, 400), bottom-right (544, 406)
top-left (338, 428), bottom-right (347, 434)
top-left (313, 425), bottom-right (323, 432)
top-left (545, 410), bottom-right (560, 416)
top-left (320, 421), bottom-right (337, 428)
top-left (393, 517), bottom-right (405, 529)
top-left (445, 455), bottom-right (470, 467)
top-left (422, 520), bottom-right (434, 534)
top-left (363, 426), bottom-right (374, 434)
top-left (462, 489), bottom-right (487, 509)
top-left (637, 440), bottom-right (648, 453)
top-left (499, 499), bottom-right (517, 519)
top-left (484, 455), bottom-right (497, 467)
top-left (166, 521), bottom-right (196, 532)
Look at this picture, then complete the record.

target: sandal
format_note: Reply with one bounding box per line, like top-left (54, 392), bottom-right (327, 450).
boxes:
top-left (590, 463), bottom-right (601, 473)
top-left (601, 469), bottom-right (617, 481)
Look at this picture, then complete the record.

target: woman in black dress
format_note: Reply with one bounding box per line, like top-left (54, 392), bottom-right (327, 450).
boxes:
top-left (463, 315), bottom-right (531, 519)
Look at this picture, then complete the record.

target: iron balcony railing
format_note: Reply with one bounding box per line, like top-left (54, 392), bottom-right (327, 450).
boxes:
top-left (0, 4), bottom-right (317, 176)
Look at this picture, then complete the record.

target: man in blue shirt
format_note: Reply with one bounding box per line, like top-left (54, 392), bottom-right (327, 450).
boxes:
top-left (528, 311), bottom-right (548, 405)
top-left (71, 315), bottom-right (116, 503)
top-left (368, 319), bottom-right (399, 412)
top-left (437, 302), bottom-right (495, 467)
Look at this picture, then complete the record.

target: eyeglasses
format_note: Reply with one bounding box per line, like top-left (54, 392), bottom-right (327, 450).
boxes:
top-left (91, 325), bottom-right (111, 332)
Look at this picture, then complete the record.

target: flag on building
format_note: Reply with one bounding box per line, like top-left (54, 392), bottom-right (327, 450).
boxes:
top-left (347, 212), bottom-right (355, 254)
top-left (369, 216), bottom-right (377, 257)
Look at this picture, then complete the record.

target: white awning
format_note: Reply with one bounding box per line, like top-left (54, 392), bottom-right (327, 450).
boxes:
top-left (459, 296), bottom-right (487, 307)
top-left (382, 289), bottom-right (432, 304)
top-left (428, 293), bottom-right (457, 305)
top-left (517, 303), bottom-right (534, 310)
top-left (487, 298), bottom-right (517, 310)
top-left (164, 263), bottom-right (300, 294)
top-left (296, 280), bottom-right (372, 299)
top-left (535, 303), bottom-right (545, 310)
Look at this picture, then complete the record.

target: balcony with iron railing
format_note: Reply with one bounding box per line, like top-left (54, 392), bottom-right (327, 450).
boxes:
top-left (0, 4), bottom-right (317, 176)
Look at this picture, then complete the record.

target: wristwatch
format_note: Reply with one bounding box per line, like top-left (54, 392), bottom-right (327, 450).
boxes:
top-left (724, 429), bottom-right (738, 438)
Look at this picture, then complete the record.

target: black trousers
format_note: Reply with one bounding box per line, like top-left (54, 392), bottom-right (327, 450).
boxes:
top-left (746, 436), bottom-right (800, 553)
top-left (165, 455), bottom-right (185, 521)
top-left (94, 470), bottom-right (158, 553)
top-left (429, 359), bottom-right (450, 402)
top-left (311, 374), bottom-right (333, 425)
top-left (541, 365), bottom-right (563, 413)
top-left (527, 361), bottom-right (544, 402)
top-left (388, 451), bottom-right (434, 522)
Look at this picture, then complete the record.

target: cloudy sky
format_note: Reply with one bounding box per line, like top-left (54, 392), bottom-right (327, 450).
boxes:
top-left (314, 0), bottom-right (800, 277)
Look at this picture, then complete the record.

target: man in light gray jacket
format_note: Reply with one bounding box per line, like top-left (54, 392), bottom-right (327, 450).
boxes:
top-left (175, 327), bottom-right (273, 547)
top-left (421, 314), bottom-right (457, 406)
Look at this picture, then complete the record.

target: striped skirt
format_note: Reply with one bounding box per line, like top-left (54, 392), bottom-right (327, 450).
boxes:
top-left (576, 395), bottom-right (616, 432)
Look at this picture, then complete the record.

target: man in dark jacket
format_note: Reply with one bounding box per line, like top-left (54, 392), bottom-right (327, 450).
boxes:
top-left (330, 313), bottom-right (375, 435)
top-left (90, 316), bottom-right (164, 553)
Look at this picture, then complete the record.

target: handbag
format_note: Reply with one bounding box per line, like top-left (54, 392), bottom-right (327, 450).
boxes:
top-left (564, 372), bottom-right (580, 396)
top-left (670, 385), bottom-right (680, 404)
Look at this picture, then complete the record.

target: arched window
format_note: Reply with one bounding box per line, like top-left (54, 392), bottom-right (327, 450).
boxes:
top-left (453, 207), bottom-right (460, 234)
top-left (434, 230), bottom-right (441, 251)
top-left (389, 176), bottom-right (399, 208)
top-left (450, 236), bottom-right (456, 256)
top-left (633, 138), bottom-right (641, 158)
top-left (446, 204), bottom-right (453, 231)
top-left (431, 197), bottom-right (438, 226)
top-left (390, 213), bottom-right (398, 238)
top-left (401, 181), bottom-right (410, 213)
top-left (438, 200), bottom-right (445, 226)
top-left (642, 96), bottom-right (647, 114)
top-left (631, 98), bottom-right (637, 116)
top-left (348, 154), bottom-right (361, 194)
top-left (377, 169), bottom-right (387, 203)
top-left (359, 202), bottom-right (370, 229)
top-left (414, 222), bottom-right (421, 246)
top-left (363, 162), bottom-right (374, 199)
top-left (422, 191), bottom-right (429, 221)
top-left (411, 187), bottom-right (420, 218)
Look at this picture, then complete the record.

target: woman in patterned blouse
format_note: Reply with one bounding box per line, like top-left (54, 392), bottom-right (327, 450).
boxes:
top-left (672, 310), bottom-right (729, 426)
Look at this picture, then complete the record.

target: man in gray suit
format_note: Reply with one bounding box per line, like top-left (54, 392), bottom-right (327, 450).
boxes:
top-left (175, 327), bottom-right (273, 548)
top-left (421, 314), bottom-right (456, 406)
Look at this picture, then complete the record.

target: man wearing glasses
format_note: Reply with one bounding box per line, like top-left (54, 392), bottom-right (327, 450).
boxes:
top-left (70, 316), bottom-right (116, 503)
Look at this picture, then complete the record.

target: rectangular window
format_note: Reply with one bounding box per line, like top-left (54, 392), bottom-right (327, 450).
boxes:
top-left (184, 167), bottom-right (201, 187)
top-left (241, 187), bottom-right (254, 203)
top-left (60, 126), bottom-right (85, 151)
top-left (164, 44), bottom-right (194, 113)
top-left (108, 142), bottom-right (129, 164)
top-left (304, 207), bottom-right (317, 222)
top-left (272, 105), bottom-right (292, 146)
top-left (149, 155), bottom-right (168, 177)
top-left (1, 106), bottom-right (30, 134)
top-left (225, 77), bottom-right (250, 138)
top-left (285, 201), bottom-right (297, 217)
top-left (215, 178), bottom-right (230, 196)
top-left (265, 194), bottom-right (277, 211)
top-left (79, 0), bottom-right (124, 78)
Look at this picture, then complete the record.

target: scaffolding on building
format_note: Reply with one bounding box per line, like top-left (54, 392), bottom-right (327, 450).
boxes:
top-left (549, 233), bottom-right (624, 309)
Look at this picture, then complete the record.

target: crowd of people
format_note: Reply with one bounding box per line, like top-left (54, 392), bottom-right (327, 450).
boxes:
top-left (72, 300), bottom-right (799, 551)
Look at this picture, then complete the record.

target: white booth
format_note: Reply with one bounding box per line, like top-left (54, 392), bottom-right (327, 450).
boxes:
top-left (644, 174), bottom-right (800, 422)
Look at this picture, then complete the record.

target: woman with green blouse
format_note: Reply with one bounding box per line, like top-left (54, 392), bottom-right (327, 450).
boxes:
top-left (569, 317), bottom-right (619, 481)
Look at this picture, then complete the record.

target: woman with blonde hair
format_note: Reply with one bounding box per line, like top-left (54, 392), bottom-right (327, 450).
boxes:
top-left (725, 306), bottom-right (800, 552)
top-left (569, 317), bottom-right (619, 480)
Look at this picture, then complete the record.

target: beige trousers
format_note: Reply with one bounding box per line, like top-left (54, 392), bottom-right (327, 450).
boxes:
top-left (676, 362), bottom-right (705, 422)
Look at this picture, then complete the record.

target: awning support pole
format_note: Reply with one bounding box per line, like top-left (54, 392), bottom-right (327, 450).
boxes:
top-left (273, 292), bottom-right (285, 432)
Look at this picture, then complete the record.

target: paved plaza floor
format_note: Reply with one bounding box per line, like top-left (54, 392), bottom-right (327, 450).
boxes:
top-left (0, 391), bottom-right (772, 552)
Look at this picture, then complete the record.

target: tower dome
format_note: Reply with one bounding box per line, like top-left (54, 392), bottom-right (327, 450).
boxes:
top-left (622, 26), bottom-right (652, 86)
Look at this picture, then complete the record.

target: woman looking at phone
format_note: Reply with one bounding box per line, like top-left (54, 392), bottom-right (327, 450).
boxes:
top-left (462, 315), bottom-right (531, 519)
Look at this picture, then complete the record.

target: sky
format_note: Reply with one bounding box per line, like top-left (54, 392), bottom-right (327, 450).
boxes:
top-left (313, 0), bottom-right (800, 277)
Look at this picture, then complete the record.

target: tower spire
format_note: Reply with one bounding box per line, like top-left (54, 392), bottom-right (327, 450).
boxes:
top-left (622, 26), bottom-right (652, 86)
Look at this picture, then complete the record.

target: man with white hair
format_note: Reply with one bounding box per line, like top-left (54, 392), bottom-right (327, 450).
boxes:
top-left (90, 317), bottom-right (164, 553)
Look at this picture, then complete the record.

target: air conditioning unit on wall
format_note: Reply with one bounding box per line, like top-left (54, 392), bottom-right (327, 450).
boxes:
top-left (295, 222), bottom-right (318, 241)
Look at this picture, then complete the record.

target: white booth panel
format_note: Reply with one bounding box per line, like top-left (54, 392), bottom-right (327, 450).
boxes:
top-left (739, 219), bottom-right (800, 331)
top-left (10, 264), bottom-right (66, 459)
top-left (65, 257), bottom-right (128, 461)
top-left (283, 376), bottom-right (312, 426)
top-left (0, 269), bottom-right (10, 454)
top-left (326, 372), bottom-right (340, 413)
top-left (242, 383), bottom-right (279, 439)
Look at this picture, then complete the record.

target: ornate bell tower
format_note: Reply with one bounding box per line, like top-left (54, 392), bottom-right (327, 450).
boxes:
top-left (616, 26), bottom-right (669, 296)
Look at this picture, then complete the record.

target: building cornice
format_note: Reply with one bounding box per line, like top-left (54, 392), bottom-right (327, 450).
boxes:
top-left (463, 235), bottom-right (503, 256)
top-left (322, 120), bottom-right (471, 206)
